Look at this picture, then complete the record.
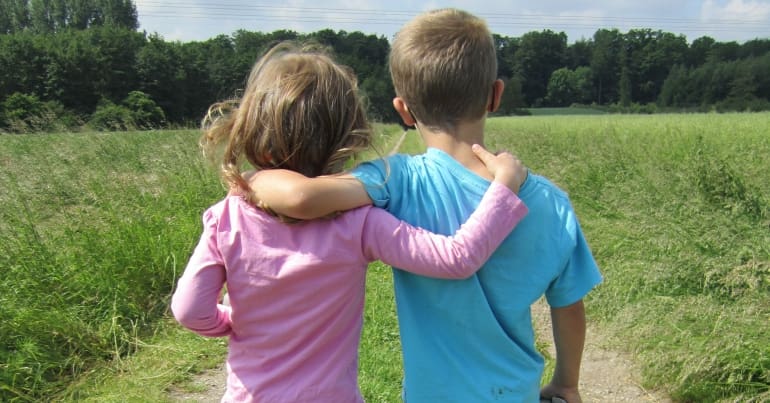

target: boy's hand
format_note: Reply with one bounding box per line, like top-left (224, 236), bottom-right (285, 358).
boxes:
top-left (471, 144), bottom-right (527, 194)
top-left (540, 383), bottom-right (581, 403)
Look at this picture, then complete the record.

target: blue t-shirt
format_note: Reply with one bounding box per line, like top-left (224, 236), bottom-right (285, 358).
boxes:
top-left (352, 148), bottom-right (603, 402)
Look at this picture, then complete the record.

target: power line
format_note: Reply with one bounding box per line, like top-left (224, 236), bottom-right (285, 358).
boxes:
top-left (134, 1), bottom-right (770, 37)
top-left (137, 12), bottom-right (769, 33)
top-left (136, 1), bottom-right (770, 25)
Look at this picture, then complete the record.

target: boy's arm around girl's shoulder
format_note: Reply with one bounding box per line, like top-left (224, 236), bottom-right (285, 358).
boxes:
top-left (247, 169), bottom-right (371, 220)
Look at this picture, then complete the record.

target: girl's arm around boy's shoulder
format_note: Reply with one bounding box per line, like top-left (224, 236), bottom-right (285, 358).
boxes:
top-left (246, 169), bottom-right (371, 220)
top-left (360, 145), bottom-right (529, 279)
top-left (361, 181), bottom-right (526, 278)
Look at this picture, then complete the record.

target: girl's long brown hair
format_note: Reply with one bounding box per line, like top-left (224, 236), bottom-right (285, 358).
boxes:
top-left (200, 42), bottom-right (372, 220)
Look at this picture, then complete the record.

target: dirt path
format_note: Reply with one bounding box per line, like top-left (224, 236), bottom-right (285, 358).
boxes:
top-left (169, 299), bottom-right (671, 402)
top-left (531, 298), bottom-right (671, 402)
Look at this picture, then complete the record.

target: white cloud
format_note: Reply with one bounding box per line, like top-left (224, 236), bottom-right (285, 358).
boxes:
top-left (701, 0), bottom-right (770, 21)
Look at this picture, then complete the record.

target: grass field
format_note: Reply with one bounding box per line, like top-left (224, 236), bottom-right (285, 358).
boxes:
top-left (1, 113), bottom-right (768, 402)
top-left (525, 106), bottom-right (608, 115)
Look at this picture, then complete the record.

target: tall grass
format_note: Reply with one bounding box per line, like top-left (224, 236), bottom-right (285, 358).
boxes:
top-left (484, 113), bottom-right (769, 401)
top-left (2, 113), bottom-right (768, 402)
top-left (0, 131), bottom-right (222, 401)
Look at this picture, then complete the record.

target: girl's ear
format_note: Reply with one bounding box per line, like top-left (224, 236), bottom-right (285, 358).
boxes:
top-left (393, 97), bottom-right (417, 126)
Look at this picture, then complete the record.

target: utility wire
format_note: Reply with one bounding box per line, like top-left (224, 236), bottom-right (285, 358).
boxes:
top-left (135, 1), bottom-right (770, 36)
top-left (136, 0), bottom-right (770, 25)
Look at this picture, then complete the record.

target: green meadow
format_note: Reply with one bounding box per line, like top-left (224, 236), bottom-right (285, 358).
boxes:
top-left (0, 113), bottom-right (768, 402)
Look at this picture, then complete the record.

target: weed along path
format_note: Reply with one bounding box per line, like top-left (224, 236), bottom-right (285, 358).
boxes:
top-left (169, 299), bottom-right (672, 402)
top-left (531, 299), bottom-right (671, 403)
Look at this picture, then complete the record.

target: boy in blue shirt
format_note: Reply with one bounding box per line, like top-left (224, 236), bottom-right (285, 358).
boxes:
top-left (249, 8), bottom-right (602, 402)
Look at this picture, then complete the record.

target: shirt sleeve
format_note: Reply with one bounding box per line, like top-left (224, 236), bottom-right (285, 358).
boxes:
top-left (361, 181), bottom-right (528, 278)
top-left (171, 208), bottom-right (232, 337)
top-left (351, 156), bottom-right (397, 208)
top-left (545, 218), bottom-right (603, 308)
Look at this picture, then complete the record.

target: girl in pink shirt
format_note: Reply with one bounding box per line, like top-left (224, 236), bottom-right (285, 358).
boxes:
top-left (171, 42), bottom-right (528, 403)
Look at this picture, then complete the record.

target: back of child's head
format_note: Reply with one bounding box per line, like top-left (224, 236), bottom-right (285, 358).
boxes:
top-left (201, 41), bottom-right (371, 196)
top-left (389, 8), bottom-right (497, 132)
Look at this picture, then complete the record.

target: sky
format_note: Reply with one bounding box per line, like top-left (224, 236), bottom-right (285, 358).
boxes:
top-left (134, 0), bottom-right (770, 44)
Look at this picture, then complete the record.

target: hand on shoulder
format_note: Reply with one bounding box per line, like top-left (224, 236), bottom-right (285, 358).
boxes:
top-left (471, 144), bottom-right (528, 194)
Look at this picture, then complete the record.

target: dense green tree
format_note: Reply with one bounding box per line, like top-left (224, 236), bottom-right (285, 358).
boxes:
top-left (0, 32), bottom-right (49, 100)
top-left (624, 29), bottom-right (688, 103)
top-left (618, 66), bottom-right (632, 107)
top-left (45, 27), bottom-right (142, 113)
top-left (546, 66), bottom-right (593, 106)
top-left (687, 36), bottom-right (715, 67)
top-left (513, 30), bottom-right (567, 106)
top-left (658, 64), bottom-right (688, 107)
top-left (29, 0), bottom-right (55, 33)
top-left (177, 42), bottom-right (218, 122)
top-left (199, 34), bottom-right (242, 100)
top-left (94, 0), bottom-right (137, 30)
top-left (360, 67), bottom-right (397, 122)
top-left (545, 67), bottom-right (576, 106)
top-left (749, 53), bottom-right (770, 102)
top-left (309, 29), bottom-right (389, 80)
top-left (566, 39), bottom-right (592, 69)
top-left (494, 34), bottom-right (519, 79)
top-left (0, 1), bottom-right (11, 33)
top-left (68, 0), bottom-right (97, 29)
top-left (2, 0), bottom-right (136, 33)
top-left (739, 38), bottom-right (770, 58)
top-left (232, 30), bottom-right (271, 76)
top-left (3, 19), bottom-right (770, 131)
top-left (726, 63), bottom-right (756, 104)
top-left (497, 75), bottom-right (526, 114)
top-left (709, 41), bottom-right (741, 62)
top-left (5, 0), bottom-right (30, 32)
top-left (135, 34), bottom-right (187, 122)
top-left (591, 28), bottom-right (623, 104)
top-left (659, 52), bottom-right (770, 112)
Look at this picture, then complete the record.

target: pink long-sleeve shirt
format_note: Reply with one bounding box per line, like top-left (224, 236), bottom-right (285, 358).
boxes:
top-left (171, 181), bottom-right (527, 403)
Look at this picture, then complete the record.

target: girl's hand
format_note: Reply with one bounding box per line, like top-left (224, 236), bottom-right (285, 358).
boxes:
top-left (471, 144), bottom-right (528, 194)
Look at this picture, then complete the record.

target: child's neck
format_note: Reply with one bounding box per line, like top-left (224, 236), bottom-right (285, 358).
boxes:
top-left (417, 119), bottom-right (493, 181)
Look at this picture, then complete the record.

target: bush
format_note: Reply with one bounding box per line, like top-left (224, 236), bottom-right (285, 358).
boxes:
top-left (88, 92), bottom-right (166, 131)
top-left (122, 91), bottom-right (166, 129)
top-left (88, 101), bottom-right (136, 131)
top-left (715, 96), bottom-right (770, 113)
top-left (2, 93), bottom-right (45, 132)
top-left (1, 93), bottom-right (83, 133)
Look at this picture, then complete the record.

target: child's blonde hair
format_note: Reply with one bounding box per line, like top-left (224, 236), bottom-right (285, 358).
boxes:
top-left (201, 42), bottom-right (372, 213)
top-left (389, 8), bottom-right (497, 132)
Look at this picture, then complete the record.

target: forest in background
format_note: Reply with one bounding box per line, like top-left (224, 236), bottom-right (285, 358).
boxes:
top-left (1, 0), bottom-right (769, 133)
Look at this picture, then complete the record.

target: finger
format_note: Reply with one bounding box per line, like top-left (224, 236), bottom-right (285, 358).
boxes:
top-left (471, 144), bottom-right (495, 162)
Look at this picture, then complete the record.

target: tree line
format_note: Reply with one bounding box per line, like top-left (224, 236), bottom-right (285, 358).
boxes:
top-left (0, 0), bottom-right (137, 33)
top-left (0, 1), bottom-right (769, 132)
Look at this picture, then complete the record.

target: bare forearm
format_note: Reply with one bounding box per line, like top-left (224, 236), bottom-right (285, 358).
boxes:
top-left (550, 300), bottom-right (586, 389)
top-left (249, 170), bottom-right (371, 219)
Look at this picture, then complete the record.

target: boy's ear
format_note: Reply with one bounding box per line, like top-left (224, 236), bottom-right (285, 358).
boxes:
top-left (393, 97), bottom-right (417, 126)
top-left (488, 79), bottom-right (505, 112)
